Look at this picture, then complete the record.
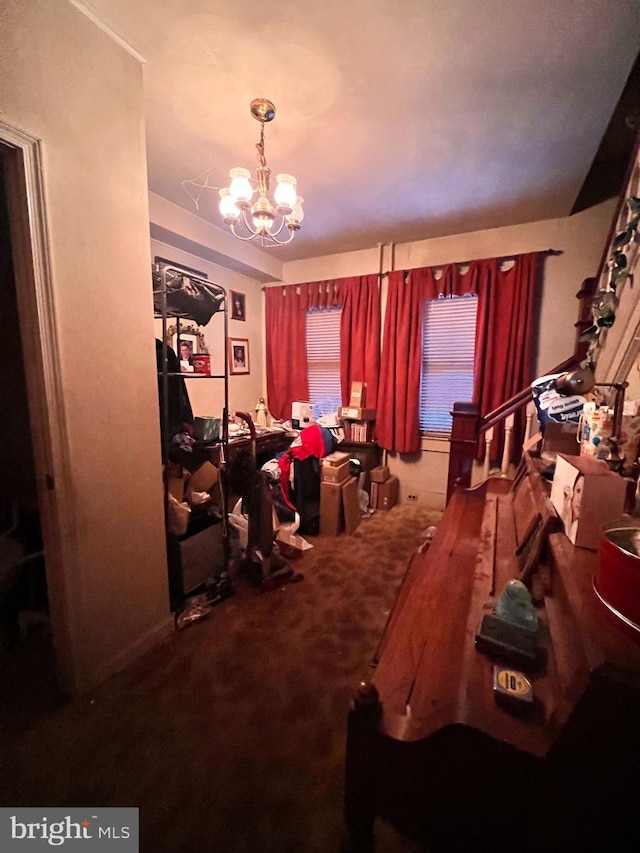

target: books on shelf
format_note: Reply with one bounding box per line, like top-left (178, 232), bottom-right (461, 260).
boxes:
top-left (347, 421), bottom-right (374, 442)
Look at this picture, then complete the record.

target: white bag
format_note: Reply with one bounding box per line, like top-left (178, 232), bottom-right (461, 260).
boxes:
top-left (228, 499), bottom-right (249, 550)
top-left (167, 494), bottom-right (191, 537)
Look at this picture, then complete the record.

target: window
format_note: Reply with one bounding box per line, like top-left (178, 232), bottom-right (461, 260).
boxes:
top-left (306, 307), bottom-right (342, 417)
top-left (419, 294), bottom-right (478, 434)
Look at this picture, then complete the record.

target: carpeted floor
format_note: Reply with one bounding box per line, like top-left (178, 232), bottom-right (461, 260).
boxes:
top-left (0, 504), bottom-right (441, 852)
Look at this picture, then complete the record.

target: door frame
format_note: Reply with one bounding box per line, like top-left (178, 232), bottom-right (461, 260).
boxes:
top-left (1, 120), bottom-right (79, 696)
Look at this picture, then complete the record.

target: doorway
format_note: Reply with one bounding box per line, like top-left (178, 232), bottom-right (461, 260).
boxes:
top-left (0, 123), bottom-right (77, 719)
top-left (0, 147), bottom-right (63, 730)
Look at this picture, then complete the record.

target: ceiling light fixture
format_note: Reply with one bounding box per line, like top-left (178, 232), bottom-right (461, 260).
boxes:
top-left (219, 98), bottom-right (304, 247)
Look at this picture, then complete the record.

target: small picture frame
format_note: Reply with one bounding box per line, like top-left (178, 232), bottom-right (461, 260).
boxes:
top-left (229, 338), bottom-right (250, 375)
top-left (175, 333), bottom-right (198, 373)
top-left (165, 323), bottom-right (208, 354)
top-left (176, 333), bottom-right (198, 359)
top-left (230, 291), bottom-right (246, 321)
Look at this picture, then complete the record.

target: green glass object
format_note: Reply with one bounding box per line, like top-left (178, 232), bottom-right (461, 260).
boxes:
top-left (495, 579), bottom-right (538, 633)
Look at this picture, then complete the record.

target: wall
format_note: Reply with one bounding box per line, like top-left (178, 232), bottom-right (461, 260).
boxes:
top-left (0, 0), bottom-right (171, 692)
top-left (150, 235), bottom-right (267, 421)
top-left (281, 202), bottom-right (617, 508)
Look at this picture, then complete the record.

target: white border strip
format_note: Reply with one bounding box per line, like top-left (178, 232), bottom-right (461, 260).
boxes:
top-left (68, 0), bottom-right (146, 63)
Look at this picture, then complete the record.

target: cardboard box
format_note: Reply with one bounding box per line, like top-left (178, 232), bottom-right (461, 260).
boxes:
top-left (342, 476), bottom-right (361, 535)
top-left (322, 451), bottom-right (350, 467)
top-left (349, 381), bottom-right (366, 408)
top-left (376, 475), bottom-right (399, 511)
top-left (321, 459), bottom-right (351, 484)
top-left (320, 480), bottom-right (344, 536)
top-left (542, 422), bottom-right (579, 456)
top-left (549, 454), bottom-right (627, 550)
top-left (292, 401), bottom-right (315, 430)
top-left (194, 416), bottom-right (221, 441)
top-left (192, 354), bottom-right (212, 375)
top-left (189, 461), bottom-right (218, 492)
top-left (370, 465), bottom-right (389, 483)
top-left (338, 406), bottom-right (377, 421)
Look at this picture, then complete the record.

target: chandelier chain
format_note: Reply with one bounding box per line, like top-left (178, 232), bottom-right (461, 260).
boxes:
top-left (256, 122), bottom-right (267, 170)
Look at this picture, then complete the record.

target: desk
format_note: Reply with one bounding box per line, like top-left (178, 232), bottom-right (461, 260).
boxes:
top-left (189, 428), bottom-right (296, 470)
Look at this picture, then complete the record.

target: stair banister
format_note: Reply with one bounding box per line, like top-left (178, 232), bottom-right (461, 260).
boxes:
top-left (446, 355), bottom-right (580, 502)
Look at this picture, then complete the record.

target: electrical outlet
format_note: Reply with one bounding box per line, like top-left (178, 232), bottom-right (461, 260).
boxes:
top-left (407, 493), bottom-right (418, 502)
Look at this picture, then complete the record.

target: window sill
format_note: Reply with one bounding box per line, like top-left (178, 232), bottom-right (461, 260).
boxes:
top-left (420, 434), bottom-right (450, 452)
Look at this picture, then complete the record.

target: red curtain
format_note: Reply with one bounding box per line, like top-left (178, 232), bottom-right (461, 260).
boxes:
top-left (376, 270), bottom-right (428, 452)
top-left (340, 274), bottom-right (380, 407)
top-left (265, 276), bottom-right (381, 419)
top-left (473, 253), bottom-right (539, 460)
top-left (264, 284), bottom-right (309, 420)
top-left (376, 252), bottom-right (540, 454)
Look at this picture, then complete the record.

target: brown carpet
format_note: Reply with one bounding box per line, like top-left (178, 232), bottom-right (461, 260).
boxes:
top-left (0, 505), bottom-right (441, 852)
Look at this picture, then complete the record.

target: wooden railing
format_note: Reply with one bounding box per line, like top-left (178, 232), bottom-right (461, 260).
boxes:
top-left (446, 355), bottom-right (580, 502)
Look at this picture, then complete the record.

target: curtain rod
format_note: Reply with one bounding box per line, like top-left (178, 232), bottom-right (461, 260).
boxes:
top-left (377, 247), bottom-right (560, 277)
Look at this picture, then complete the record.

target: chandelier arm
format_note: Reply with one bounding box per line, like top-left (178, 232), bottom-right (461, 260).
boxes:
top-left (230, 222), bottom-right (263, 242)
top-left (266, 227), bottom-right (296, 246)
top-left (240, 207), bottom-right (260, 235)
top-left (230, 217), bottom-right (296, 246)
top-left (267, 217), bottom-right (288, 239)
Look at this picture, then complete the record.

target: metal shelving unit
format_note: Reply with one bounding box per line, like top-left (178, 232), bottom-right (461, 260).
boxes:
top-left (153, 261), bottom-right (230, 604)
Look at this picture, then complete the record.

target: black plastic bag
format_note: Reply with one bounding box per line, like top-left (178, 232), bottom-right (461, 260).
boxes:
top-left (153, 267), bottom-right (225, 327)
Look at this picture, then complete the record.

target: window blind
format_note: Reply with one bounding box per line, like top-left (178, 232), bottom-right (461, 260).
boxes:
top-left (306, 307), bottom-right (343, 416)
top-left (419, 295), bottom-right (478, 434)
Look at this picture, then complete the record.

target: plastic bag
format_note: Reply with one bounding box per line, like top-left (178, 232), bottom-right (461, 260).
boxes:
top-left (189, 490), bottom-right (211, 507)
top-left (228, 498), bottom-right (249, 550)
top-left (167, 493), bottom-right (191, 536)
top-left (531, 373), bottom-right (585, 428)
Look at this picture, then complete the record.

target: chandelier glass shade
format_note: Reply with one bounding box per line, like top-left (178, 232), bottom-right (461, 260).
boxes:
top-left (219, 99), bottom-right (304, 247)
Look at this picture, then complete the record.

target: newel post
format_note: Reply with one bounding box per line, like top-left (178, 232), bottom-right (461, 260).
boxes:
top-left (447, 402), bottom-right (481, 503)
top-left (342, 682), bottom-right (381, 853)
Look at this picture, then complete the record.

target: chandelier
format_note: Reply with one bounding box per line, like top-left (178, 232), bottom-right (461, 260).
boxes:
top-left (219, 98), bottom-right (304, 247)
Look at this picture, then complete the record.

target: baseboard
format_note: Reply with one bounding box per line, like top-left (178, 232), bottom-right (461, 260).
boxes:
top-left (79, 614), bottom-right (175, 694)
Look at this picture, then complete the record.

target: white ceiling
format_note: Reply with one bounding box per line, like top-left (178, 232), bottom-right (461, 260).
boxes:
top-left (79, 0), bottom-right (639, 262)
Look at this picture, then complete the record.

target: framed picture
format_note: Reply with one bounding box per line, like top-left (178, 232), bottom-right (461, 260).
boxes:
top-left (229, 338), bottom-right (250, 375)
top-left (164, 323), bottom-right (208, 354)
top-left (175, 333), bottom-right (198, 362)
top-left (230, 290), bottom-right (246, 321)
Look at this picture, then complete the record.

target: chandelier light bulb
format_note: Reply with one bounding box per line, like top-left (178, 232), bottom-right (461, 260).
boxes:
top-left (228, 167), bottom-right (253, 205)
top-left (251, 196), bottom-right (276, 232)
top-left (218, 187), bottom-right (239, 221)
top-left (286, 195), bottom-right (305, 226)
top-left (274, 174), bottom-right (297, 212)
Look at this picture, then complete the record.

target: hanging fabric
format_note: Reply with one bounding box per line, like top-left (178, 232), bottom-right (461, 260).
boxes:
top-left (376, 252), bottom-right (541, 455)
top-left (264, 284), bottom-right (310, 420)
top-left (265, 276), bottom-right (381, 420)
top-left (340, 274), bottom-right (380, 408)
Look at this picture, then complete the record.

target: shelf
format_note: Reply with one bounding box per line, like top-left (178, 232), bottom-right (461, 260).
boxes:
top-left (158, 372), bottom-right (226, 379)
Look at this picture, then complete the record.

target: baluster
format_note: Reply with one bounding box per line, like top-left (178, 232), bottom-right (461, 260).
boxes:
top-left (483, 427), bottom-right (494, 480)
top-left (501, 414), bottom-right (515, 476)
top-left (525, 402), bottom-right (536, 443)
